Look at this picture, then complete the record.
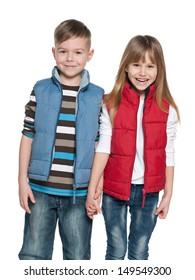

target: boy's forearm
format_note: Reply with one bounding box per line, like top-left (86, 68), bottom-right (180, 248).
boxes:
top-left (18, 135), bottom-right (33, 183)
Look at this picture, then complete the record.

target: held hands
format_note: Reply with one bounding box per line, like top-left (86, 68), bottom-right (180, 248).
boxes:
top-left (85, 191), bottom-right (102, 219)
top-left (19, 181), bottom-right (35, 214)
top-left (86, 179), bottom-right (103, 220)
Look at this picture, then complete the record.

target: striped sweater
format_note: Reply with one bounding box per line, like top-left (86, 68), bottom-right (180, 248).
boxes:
top-left (23, 84), bottom-right (98, 197)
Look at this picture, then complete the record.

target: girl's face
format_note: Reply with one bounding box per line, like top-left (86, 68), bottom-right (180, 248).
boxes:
top-left (126, 51), bottom-right (157, 94)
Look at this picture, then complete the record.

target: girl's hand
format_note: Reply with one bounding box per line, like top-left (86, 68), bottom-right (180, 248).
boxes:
top-left (155, 194), bottom-right (171, 219)
top-left (94, 184), bottom-right (103, 200)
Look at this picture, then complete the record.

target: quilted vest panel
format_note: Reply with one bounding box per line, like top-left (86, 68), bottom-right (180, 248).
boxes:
top-left (103, 82), bottom-right (169, 200)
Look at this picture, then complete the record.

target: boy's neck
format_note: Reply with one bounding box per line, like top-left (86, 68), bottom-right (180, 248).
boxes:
top-left (61, 84), bottom-right (79, 90)
top-left (60, 75), bottom-right (81, 87)
top-left (57, 67), bottom-right (82, 87)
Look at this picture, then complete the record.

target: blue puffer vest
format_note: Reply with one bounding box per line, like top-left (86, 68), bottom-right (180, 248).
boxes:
top-left (28, 67), bottom-right (104, 188)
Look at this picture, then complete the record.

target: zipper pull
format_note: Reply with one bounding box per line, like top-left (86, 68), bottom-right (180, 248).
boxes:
top-left (73, 187), bottom-right (76, 204)
top-left (142, 188), bottom-right (146, 208)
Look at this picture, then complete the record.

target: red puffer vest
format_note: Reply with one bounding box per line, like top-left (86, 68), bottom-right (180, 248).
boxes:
top-left (103, 81), bottom-right (169, 206)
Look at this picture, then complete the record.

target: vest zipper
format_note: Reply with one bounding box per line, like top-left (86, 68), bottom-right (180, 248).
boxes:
top-left (48, 81), bottom-right (63, 180)
top-left (73, 87), bottom-right (83, 201)
top-left (73, 88), bottom-right (81, 187)
top-left (129, 96), bottom-right (140, 199)
top-left (73, 84), bottom-right (88, 202)
top-left (142, 95), bottom-right (147, 207)
top-left (74, 86), bottom-right (86, 187)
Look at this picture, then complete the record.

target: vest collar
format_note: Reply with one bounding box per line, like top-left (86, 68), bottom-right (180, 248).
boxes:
top-left (51, 66), bottom-right (90, 91)
top-left (122, 81), bottom-right (156, 103)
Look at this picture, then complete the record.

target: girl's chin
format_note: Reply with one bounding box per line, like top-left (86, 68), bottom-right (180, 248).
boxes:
top-left (133, 84), bottom-right (149, 92)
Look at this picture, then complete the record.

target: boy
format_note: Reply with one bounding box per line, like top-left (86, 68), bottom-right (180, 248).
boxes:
top-left (18, 19), bottom-right (104, 260)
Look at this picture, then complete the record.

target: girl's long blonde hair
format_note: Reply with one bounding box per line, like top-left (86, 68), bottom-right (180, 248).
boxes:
top-left (105, 35), bottom-right (180, 124)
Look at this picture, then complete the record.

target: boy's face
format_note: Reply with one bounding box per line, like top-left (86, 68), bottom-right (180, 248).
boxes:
top-left (52, 37), bottom-right (94, 86)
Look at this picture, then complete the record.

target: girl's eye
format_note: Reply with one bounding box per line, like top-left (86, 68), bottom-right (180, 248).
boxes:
top-left (133, 63), bottom-right (140, 67)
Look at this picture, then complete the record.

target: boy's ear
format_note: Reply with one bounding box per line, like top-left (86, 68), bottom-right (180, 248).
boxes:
top-left (87, 49), bottom-right (94, 61)
top-left (52, 47), bottom-right (56, 59)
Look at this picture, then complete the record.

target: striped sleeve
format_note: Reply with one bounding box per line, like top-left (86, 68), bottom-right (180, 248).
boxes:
top-left (22, 90), bottom-right (36, 138)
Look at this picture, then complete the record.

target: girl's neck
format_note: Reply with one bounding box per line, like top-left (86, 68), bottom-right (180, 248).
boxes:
top-left (129, 81), bottom-right (146, 99)
top-left (139, 93), bottom-right (145, 100)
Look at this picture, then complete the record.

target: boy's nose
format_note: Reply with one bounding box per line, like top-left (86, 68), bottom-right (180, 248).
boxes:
top-left (67, 53), bottom-right (73, 62)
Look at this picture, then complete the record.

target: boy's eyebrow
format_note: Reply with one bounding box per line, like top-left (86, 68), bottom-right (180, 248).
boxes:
top-left (57, 47), bottom-right (86, 51)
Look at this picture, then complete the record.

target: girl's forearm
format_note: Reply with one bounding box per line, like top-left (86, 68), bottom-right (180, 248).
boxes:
top-left (88, 152), bottom-right (109, 192)
top-left (164, 166), bottom-right (174, 197)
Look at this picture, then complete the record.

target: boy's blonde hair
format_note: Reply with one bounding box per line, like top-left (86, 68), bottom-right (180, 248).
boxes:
top-left (54, 19), bottom-right (91, 48)
top-left (105, 35), bottom-right (180, 124)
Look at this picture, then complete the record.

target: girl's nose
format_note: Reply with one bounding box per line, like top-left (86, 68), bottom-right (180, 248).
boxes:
top-left (139, 67), bottom-right (146, 76)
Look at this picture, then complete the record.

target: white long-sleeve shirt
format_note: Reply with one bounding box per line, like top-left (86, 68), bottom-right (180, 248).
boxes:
top-left (96, 99), bottom-right (178, 184)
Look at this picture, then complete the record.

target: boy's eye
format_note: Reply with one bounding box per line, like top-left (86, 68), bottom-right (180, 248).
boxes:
top-left (75, 51), bottom-right (83, 55)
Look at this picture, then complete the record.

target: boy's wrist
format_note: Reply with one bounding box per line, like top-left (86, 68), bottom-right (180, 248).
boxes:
top-left (18, 175), bottom-right (28, 184)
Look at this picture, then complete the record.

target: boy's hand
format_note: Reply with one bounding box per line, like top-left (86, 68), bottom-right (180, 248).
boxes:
top-left (19, 182), bottom-right (35, 214)
top-left (86, 204), bottom-right (99, 220)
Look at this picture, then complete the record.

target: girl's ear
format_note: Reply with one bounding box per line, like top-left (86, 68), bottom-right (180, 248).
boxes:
top-left (125, 65), bottom-right (129, 72)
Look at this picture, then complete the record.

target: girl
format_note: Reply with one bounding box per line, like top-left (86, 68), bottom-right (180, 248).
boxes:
top-left (86, 35), bottom-right (179, 260)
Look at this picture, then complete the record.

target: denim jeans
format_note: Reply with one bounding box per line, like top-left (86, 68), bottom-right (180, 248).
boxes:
top-left (19, 190), bottom-right (92, 260)
top-left (102, 184), bottom-right (159, 260)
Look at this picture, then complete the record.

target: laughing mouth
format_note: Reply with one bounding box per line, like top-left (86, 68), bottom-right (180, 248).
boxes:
top-left (136, 78), bottom-right (149, 82)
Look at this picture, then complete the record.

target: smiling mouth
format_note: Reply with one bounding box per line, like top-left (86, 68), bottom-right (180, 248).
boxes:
top-left (65, 65), bottom-right (76, 67)
top-left (136, 78), bottom-right (149, 82)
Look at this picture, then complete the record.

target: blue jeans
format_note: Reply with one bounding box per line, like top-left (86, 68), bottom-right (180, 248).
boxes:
top-left (19, 190), bottom-right (92, 260)
top-left (102, 185), bottom-right (159, 260)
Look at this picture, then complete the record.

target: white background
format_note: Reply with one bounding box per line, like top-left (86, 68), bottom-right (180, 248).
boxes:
top-left (0, 0), bottom-right (195, 279)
